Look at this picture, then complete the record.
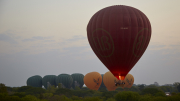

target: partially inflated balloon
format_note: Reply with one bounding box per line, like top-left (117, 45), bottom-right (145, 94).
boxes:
top-left (99, 74), bottom-right (106, 90)
top-left (84, 72), bottom-right (102, 90)
top-left (56, 74), bottom-right (73, 89)
top-left (71, 73), bottom-right (84, 89)
top-left (27, 75), bottom-right (42, 87)
top-left (124, 74), bottom-right (134, 88)
top-left (87, 5), bottom-right (151, 80)
top-left (42, 75), bottom-right (56, 89)
top-left (103, 71), bottom-right (118, 91)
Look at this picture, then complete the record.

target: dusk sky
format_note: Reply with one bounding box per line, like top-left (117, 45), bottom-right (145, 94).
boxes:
top-left (0, 0), bottom-right (180, 87)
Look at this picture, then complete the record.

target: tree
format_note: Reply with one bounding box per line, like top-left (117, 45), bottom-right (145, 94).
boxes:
top-left (74, 86), bottom-right (81, 91)
top-left (142, 88), bottom-right (163, 96)
top-left (102, 91), bottom-right (115, 100)
top-left (159, 86), bottom-right (173, 92)
top-left (58, 83), bottom-right (62, 88)
top-left (106, 98), bottom-right (116, 101)
top-left (71, 96), bottom-right (82, 101)
top-left (12, 92), bottom-right (26, 98)
top-left (55, 88), bottom-right (73, 97)
top-left (115, 91), bottom-right (140, 101)
top-left (47, 85), bottom-right (56, 93)
top-left (138, 95), bottom-right (152, 101)
top-left (0, 83), bottom-right (8, 94)
top-left (83, 96), bottom-right (103, 101)
top-left (154, 92), bottom-right (165, 97)
top-left (42, 93), bottom-right (53, 100)
top-left (137, 84), bottom-right (145, 91)
top-left (177, 83), bottom-right (180, 92)
top-left (21, 95), bottom-right (40, 101)
top-left (173, 82), bottom-right (180, 87)
top-left (129, 86), bottom-right (139, 92)
top-left (4, 96), bottom-right (21, 101)
top-left (17, 86), bottom-right (46, 95)
top-left (152, 96), bottom-right (166, 101)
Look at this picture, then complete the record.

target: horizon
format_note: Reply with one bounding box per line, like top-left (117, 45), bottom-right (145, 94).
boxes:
top-left (0, 0), bottom-right (180, 87)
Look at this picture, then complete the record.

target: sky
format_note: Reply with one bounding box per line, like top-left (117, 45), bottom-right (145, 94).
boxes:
top-left (0, 0), bottom-right (180, 87)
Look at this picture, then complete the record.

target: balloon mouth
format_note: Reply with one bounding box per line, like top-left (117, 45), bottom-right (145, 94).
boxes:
top-left (115, 75), bottom-right (125, 80)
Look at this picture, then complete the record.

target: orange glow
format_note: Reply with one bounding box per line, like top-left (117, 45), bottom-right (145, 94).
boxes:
top-left (119, 76), bottom-right (121, 80)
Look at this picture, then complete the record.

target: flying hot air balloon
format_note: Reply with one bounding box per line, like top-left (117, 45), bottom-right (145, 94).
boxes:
top-left (87, 5), bottom-right (151, 80)
top-left (124, 74), bottom-right (134, 88)
top-left (84, 72), bottom-right (102, 90)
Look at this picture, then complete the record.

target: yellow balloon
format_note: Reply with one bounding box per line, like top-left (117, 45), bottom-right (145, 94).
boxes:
top-left (84, 72), bottom-right (102, 90)
top-left (124, 74), bottom-right (134, 88)
top-left (103, 71), bottom-right (118, 91)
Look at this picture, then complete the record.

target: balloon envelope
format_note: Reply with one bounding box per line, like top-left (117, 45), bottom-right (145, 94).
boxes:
top-left (103, 71), bottom-right (118, 91)
top-left (71, 73), bottom-right (84, 89)
top-left (87, 5), bottom-right (151, 80)
top-left (99, 74), bottom-right (106, 90)
top-left (56, 74), bottom-right (73, 89)
top-left (27, 75), bottom-right (42, 87)
top-left (84, 72), bottom-right (102, 90)
top-left (124, 74), bottom-right (134, 88)
top-left (42, 75), bottom-right (56, 89)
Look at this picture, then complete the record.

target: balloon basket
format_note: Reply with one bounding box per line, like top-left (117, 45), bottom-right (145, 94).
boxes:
top-left (115, 80), bottom-right (125, 87)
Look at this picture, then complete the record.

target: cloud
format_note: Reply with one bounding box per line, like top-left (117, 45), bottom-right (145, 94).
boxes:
top-left (59, 35), bottom-right (88, 47)
top-left (22, 38), bottom-right (35, 42)
top-left (0, 33), bottom-right (18, 44)
top-left (65, 35), bottom-right (86, 42)
top-left (32, 36), bottom-right (44, 40)
top-left (22, 36), bottom-right (53, 42)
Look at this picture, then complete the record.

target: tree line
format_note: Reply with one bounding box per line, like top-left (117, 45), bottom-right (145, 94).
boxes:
top-left (1, 82), bottom-right (180, 101)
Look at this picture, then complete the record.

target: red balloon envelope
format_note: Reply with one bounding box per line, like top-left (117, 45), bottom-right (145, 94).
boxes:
top-left (87, 5), bottom-right (151, 80)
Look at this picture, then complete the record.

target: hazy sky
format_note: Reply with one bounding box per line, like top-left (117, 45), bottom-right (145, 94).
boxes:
top-left (0, 0), bottom-right (180, 87)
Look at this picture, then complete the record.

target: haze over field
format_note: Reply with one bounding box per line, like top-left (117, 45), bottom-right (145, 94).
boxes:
top-left (0, 0), bottom-right (180, 87)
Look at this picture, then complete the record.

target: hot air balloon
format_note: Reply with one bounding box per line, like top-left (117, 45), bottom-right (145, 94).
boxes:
top-left (56, 74), bottom-right (73, 89)
top-left (87, 5), bottom-right (151, 80)
top-left (71, 73), bottom-right (84, 89)
top-left (84, 72), bottom-right (102, 90)
top-left (99, 74), bottom-right (106, 90)
top-left (103, 71), bottom-right (118, 91)
top-left (124, 74), bottom-right (134, 88)
top-left (42, 75), bottom-right (57, 89)
top-left (27, 75), bottom-right (42, 87)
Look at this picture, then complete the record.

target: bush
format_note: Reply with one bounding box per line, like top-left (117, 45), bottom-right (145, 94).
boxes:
top-left (5, 96), bottom-right (21, 101)
top-left (142, 88), bottom-right (163, 96)
top-left (106, 98), bottom-right (116, 101)
top-left (166, 94), bottom-right (180, 101)
top-left (102, 91), bottom-right (116, 100)
top-left (71, 95), bottom-right (82, 100)
top-left (57, 95), bottom-right (72, 101)
top-left (152, 96), bottom-right (166, 101)
top-left (42, 93), bottom-right (53, 99)
top-left (0, 83), bottom-right (8, 94)
top-left (154, 92), bottom-right (166, 97)
top-left (11, 92), bottom-right (26, 98)
top-left (55, 88), bottom-right (73, 97)
top-left (115, 91), bottom-right (140, 101)
top-left (17, 86), bottom-right (46, 95)
top-left (21, 95), bottom-right (40, 101)
top-left (138, 95), bottom-right (152, 101)
top-left (83, 96), bottom-right (103, 101)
